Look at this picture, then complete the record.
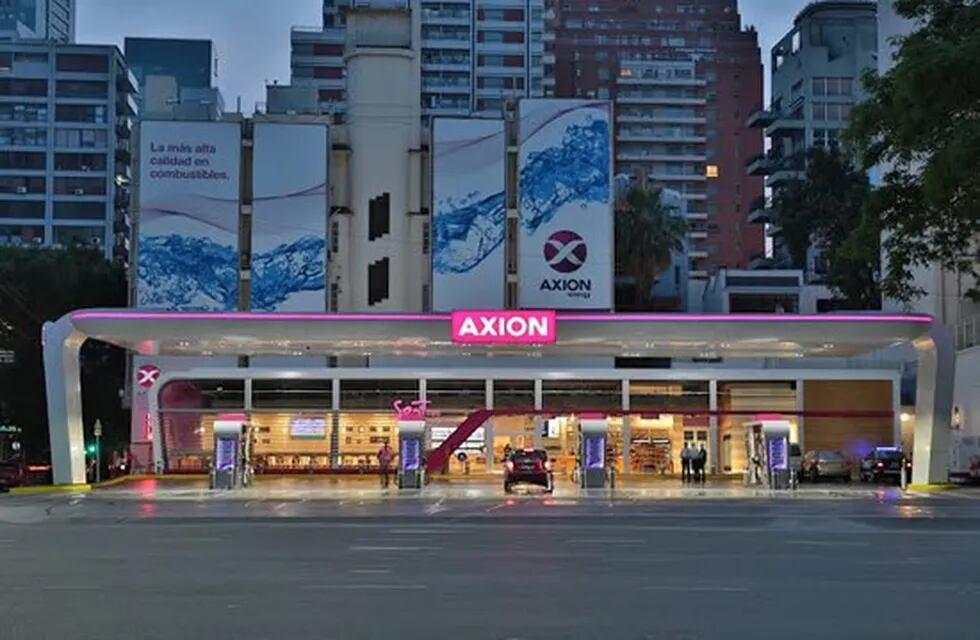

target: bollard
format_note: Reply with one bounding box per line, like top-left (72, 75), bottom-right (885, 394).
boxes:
top-left (901, 457), bottom-right (908, 490)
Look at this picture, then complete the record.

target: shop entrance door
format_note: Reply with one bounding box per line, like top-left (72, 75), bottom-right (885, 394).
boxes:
top-left (721, 435), bottom-right (732, 472)
top-left (684, 427), bottom-right (709, 471)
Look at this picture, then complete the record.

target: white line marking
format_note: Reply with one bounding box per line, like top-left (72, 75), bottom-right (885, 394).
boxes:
top-left (785, 540), bottom-right (871, 548)
top-left (0, 539), bottom-right (16, 543)
top-left (642, 585), bottom-right (750, 593)
top-left (303, 584), bottom-right (426, 591)
top-left (40, 585), bottom-right (98, 591)
top-left (349, 545), bottom-right (442, 552)
top-left (349, 569), bottom-right (391, 575)
top-left (424, 499), bottom-right (447, 515)
top-left (566, 538), bottom-right (645, 544)
top-left (154, 537), bottom-right (222, 543)
top-left (388, 528), bottom-right (454, 535)
top-left (273, 502), bottom-right (288, 510)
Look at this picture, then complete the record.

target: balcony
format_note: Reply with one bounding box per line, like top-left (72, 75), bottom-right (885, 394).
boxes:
top-left (616, 93), bottom-right (705, 106)
top-left (116, 92), bottom-right (137, 116)
top-left (116, 68), bottom-right (138, 93)
top-left (422, 9), bottom-right (470, 24)
top-left (746, 108), bottom-right (777, 128)
top-left (688, 230), bottom-right (708, 240)
top-left (115, 120), bottom-right (131, 139)
top-left (422, 37), bottom-right (470, 50)
top-left (747, 195), bottom-right (772, 224)
top-left (747, 253), bottom-right (770, 270)
top-left (617, 74), bottom-right (707, 87)
top-left (422, 79), bottom-right (471, 94)
top-left (115, 138), bottom-right (131, 161)
top-left (747, 151), bottom-right (804, 178)
top-left (617, 132), bottom-right (707, 144)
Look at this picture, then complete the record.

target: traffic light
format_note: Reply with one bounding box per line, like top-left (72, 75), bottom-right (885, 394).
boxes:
top-left (85, 443), bottom-right (97, 455)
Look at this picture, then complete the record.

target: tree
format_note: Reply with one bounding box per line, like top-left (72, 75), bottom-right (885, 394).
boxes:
top-left (0, 246), bottom-right (127, 461)
top-left (845, 0), bottom-right (980, 304)
top-left (614, 183), bottom-right (688, 310)
top-left (770, 147), bottom-right (881, 309)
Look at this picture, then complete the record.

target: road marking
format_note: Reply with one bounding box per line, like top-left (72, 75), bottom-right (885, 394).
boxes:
top-left (349, 569), bottom-right (391, 575)
top-left (153, 537), bottom-right (222, 543)
top-left (785, 540), bottom-right (871, 548)
top-left (39, 585), bottom-right (98, 591)
top-left (0, 539), bottom-right (16, 543)
top-left (274, 502), bottom-right (288, 510)
top-left (424, 498), bottom-right (447, 515)
top-left (349, 545), bottom-right (442, 552)
top-left (642, 585), bottom-right (750, 593)
top-left (389, 528), bottom-right (455, 535)
top-left (566, 538), bottom-right (645, 544)
top-left (303, 584), bottom-right (426, 591)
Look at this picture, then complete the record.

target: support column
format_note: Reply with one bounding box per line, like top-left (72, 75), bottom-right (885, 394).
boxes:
top-left (532, 379), bottom-right (543, 449)
top-left (147, 382), bottom-right (164, 473)
top-left (330, 378), bottom-right (340, 468)
top-left (621, 380), bottom-right (631, 474)
top-left (708, 379), bottom-right (719, 474)
top-left (485, 379), bottom-right (494, 472)
top-left (42, 317), bottom-right (87, 485)
top-left (912, 324), bottom-right (956, 485)
top-left (795, 379), bottom-right (805, 451)
top-left (892, 372), bottom-right (902, 447)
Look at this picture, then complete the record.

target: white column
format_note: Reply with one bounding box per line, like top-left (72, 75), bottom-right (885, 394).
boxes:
top-left (912, 324), bottom-right (956, 485)
top-left (796, 378), bottom-right (805, 450)
top-left (533, 379), bottom-right (543, 449)
top-left (708, 379), bottom-right (719, 474)
top-left (621, 380), bottom-right (631, 473)
top-left (892, 372), bottom-right (902, 447)
top-left (42, 317), bottom-right (87, 485)
top-left (485, 379), bottom-right (494, 471)
top-left (147, 379), bottom-right (164, 473)
top-left (331, 378), bottom-right (340, 468)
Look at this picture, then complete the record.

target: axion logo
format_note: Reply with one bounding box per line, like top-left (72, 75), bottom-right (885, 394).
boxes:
top-left (544, 230), bottom-right (588, 274)
top-left (451, 310), bottom-right (557, 345)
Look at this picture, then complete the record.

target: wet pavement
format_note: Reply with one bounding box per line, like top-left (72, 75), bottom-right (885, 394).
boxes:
top-left (3, 478), bottom-right (980, 639)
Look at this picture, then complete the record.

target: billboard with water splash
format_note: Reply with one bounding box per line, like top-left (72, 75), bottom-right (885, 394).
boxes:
top-left (251, 122), bottom-right (329, 311)
top-left (432, 118), bottom-right (506, 311)
top-left (518, 100), bottom-right (612, 309)
top-left (137, 121), bottom-right (241, 310)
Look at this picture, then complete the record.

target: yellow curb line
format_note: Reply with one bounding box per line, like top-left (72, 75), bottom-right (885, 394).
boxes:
top-left (10, 483), bottom-right (92, 494)
top-left (907, 483), bottom-right (958, 491)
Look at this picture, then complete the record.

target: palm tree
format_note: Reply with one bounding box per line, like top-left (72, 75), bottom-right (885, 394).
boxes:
top-left (614, 183), bottom-right (688, 310)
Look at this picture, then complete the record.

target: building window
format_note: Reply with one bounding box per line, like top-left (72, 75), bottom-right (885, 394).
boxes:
top-left (0, 224), bottom-right (43, 246)
top-left (53, 225), bottom-right (104, 248)
top-left (329, 281), bottom-right (339, 311)
top-left (705, 165), bottom-right (719, 178)
top-left (368, 193), bottom-right (390, 241)
top-left (0, 200), bottom-right (45, 219)
top-left (812, 103), bottom-right (851, 121)
top-left (0, 127), bottom-right (46, 146)
top-left (54, 201), bottom-right (106, 220)
top-left (54, 176), bottom-right (107, 196)
top-left (54, 153), bottom-right (107, 172)
top-left (0, 78), bottom-right (47, 97)
top-left (330, 220), bottom-right (339, 254)
top-left (55, 80), bottom-right (108, 98)
top-left (0, 176), bottom-right (44, 194)
top-left (56, 54), bottom-right (109, 73)
top-left (55, 104), bottom-right (107, 123)
top-left (367, 257), bottom-right (390, 306)
top-left (422, 221), bottom-right (430, 254)
top-left (0, 103), bottom-right (48, 122)
top-left (0, 151), bottom-right (45, 170)
top-left (812, 128), bottom-right (838, 148)
top-left (54, 128), bottom-right (108, 148)
top-left (598, 67), bottom-right (609, 80)
top-left (812, 77), bottom-right (852, 97)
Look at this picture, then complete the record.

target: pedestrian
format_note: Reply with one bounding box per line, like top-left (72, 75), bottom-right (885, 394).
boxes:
top-left (696, 444), bottom-right (708, 484)
top-left (680, 442), bottom-right (692, 483)
top-left (378, 441), bottom-right (394, 488)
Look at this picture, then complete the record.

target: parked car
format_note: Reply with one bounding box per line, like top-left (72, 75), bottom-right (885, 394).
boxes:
top-left (860, 447), bottom-right (909, 484)
top-left (504, 448), bottom-right (553, 493)
top-left (801, 449), bottom-right (851, 483)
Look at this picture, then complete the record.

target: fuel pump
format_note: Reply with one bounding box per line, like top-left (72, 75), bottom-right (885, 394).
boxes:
top-left (579, 416), bottom-right (609, 489)
top-left (397, 419), bottom-right (425, 489)
top-left (744, 419), bottom-right (792, 489)
top-left (210, 413), bottom-right (249, 490)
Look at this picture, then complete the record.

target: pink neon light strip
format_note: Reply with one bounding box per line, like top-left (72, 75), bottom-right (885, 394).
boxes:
top-left (71, 310), bottom-right (934, 324)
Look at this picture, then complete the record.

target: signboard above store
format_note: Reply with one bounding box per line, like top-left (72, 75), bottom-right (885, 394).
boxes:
top-left (451, 310), bottom-right (557, 345)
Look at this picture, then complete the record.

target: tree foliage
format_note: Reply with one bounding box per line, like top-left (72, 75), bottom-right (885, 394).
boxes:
top-left (845, 0), bottom-right (980, 304)
top-left (770, 147), bottom-right (881, 309)
top-left (614, 184), bottom-right (689, 309)
top-left (0, 246), bottom-right (127, 459)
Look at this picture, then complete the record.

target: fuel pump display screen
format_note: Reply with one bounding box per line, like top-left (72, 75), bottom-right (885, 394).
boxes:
top-left (768, 437), bottom-right (788, 470)
top-left (216, 437), bottom-right (237, 472)
top-left (584, 435), bottom-right (605, 470)
top-left (401, 438), bottom-right (420, 471)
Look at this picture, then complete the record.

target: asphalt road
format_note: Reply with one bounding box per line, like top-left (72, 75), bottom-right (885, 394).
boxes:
top-left (3, 485), bottom-right (980, 640)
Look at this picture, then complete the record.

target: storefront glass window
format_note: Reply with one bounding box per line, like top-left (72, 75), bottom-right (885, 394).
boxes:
top-left (252, 379), bottom-right (332, 409)
top-left (340, 379), bottom-right (419, 411)
top-left (541, 380), bottom-right (621, 411)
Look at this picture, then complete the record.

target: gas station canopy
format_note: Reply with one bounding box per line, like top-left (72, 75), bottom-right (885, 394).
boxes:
top-left (63, 309), bottom-right (935, 359)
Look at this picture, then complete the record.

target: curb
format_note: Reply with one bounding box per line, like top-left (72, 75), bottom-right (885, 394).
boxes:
top-left (9, 483), bottom-right (92, 495)
top-left (907, 483), bottom-right (958, 492)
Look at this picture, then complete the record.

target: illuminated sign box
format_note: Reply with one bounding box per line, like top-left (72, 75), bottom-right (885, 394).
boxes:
top-left (451, 309), bottom-right (557, 345)
top-left (290, 417), bottom-right (326, 438)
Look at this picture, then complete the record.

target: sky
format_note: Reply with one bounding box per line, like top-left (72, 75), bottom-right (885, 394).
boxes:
top-left (77, 0), bottom-right (810, 113)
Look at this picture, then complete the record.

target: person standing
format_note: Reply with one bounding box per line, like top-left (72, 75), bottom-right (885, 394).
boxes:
top-left (696, 444), bottom-right (708, 484)
top-left (378, 441), bottom-right (394, 488)
top-left (680, 443), bottom-right (692, 483)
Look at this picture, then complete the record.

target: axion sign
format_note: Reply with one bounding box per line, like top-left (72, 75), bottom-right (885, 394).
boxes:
top-left (136, 364), bottom-right (160, 389)
top-left (451, 310), bottom-right (557, 345)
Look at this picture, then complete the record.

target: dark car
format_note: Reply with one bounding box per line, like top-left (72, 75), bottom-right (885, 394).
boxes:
top-left (800, 449), bottom-right (851, 483)
top-left (504, 448), bottom-right (553, 493)
top-left (0, 460), bottom-right (26, 489)
top-left (860, 447), bottom-right (909, 484)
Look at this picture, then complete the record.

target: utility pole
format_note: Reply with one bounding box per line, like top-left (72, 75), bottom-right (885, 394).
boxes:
top-left (93, 419), bottom-right (103, 483)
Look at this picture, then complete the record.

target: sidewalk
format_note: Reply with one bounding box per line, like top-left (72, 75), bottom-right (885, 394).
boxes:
top-left (83, 474), bottom-right (913, 502)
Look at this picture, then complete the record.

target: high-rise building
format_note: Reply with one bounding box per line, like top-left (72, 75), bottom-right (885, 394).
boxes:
top-left (0, 41), bottom-right (137, 263)
top-left (123, 37), bottom-right (215, 116)
top-left (0, 0), bottom-right (74, 43)
top-left (545, 0), bottom-right (765, 280)
top-left (746, 1), bottom-right (877, 280)
top-left (291, 0), bottom-right (545, 118)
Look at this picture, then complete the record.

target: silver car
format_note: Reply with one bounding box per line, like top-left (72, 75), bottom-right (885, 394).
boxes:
top-left (801, 450), bottom-right (851, 483)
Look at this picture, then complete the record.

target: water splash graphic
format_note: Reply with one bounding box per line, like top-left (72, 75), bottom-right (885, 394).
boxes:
top-left (432, 117), bottom-right (609, 275)
top-left (138, 234), bottom-right (325, 311)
